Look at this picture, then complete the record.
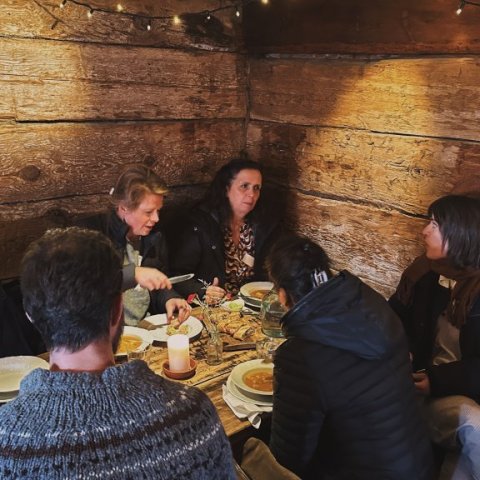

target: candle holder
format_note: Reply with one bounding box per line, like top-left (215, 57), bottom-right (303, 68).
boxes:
top-left (163, 358), bottom-right (197, 380)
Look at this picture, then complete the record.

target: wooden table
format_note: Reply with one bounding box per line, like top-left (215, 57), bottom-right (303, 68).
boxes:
top-left (145, 307), bottom-right (267, 438)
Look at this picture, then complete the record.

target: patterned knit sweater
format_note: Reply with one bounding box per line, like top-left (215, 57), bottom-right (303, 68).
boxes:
top-left (0, 360), bottom-right (236, 479)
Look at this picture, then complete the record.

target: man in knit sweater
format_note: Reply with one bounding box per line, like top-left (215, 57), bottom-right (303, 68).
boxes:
top-left (0, 227), bottom-right (236, 480)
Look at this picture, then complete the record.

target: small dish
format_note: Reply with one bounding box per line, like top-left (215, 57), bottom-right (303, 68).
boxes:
top-left (239, 282), bottom-right (273, 308)
top-left (221, 298), bottom-right (245, 312)
top-left (115, 326), bottom-right (153, 357)
top-left (163, 358), bottom-right (197, 380)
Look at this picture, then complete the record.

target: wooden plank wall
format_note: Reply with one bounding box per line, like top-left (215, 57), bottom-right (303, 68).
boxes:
top-left (244, 0), bottom-right (480, 296)
top-left (0, 0), bottom-right (247, 279)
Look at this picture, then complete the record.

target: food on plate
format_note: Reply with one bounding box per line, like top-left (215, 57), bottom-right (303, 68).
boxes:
top-left (243, 368), bottom-right (273, 392)
top-left (166, 324), bottom-right (191, 336)
top-left (249, 289), bottom-right (270, 300)
top-left (203, 310), bottom-right (257, 340)
top-left (118, 334), bottom-right (142, 353)
top-left (226, 300), bottom-right (243, 312)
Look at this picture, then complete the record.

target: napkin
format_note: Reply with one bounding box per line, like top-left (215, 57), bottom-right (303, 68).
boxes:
top-left (222, 385), bottom-right (272, 429)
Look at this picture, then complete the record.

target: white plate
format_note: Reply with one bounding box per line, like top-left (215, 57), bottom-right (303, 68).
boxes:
top-left (149, 316), bottom-right (203, 343)
top-left (230, 358), bottom-right (274, 396)
top-left (221, 298), bottom-right (245, 312)
top-left (116, 326), bottom-right (154, 356)
top-left (239, 281), bottom-right (273, 308)
top-left (0, 356), bottom-right (49, 395)
top-left (226, 375), bottom-right (273, 407)
top-left (145, 313), bottom-right (169, 327)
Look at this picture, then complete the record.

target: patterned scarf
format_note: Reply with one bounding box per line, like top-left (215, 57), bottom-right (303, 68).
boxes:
top-left (393, 254), bottom-right (480, 328)
top-left (223, 223), bottom-right (255, 295)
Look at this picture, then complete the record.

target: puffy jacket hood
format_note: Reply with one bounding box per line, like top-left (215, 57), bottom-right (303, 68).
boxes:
top-left (282, 271), bottom-right (405, 360)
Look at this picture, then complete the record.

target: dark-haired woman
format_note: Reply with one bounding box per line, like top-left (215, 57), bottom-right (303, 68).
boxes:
top-left (389, 194), bottom-right (480, 479)
top-left (169, 159), bottom-right (280, 302)
top-left (78, 165), bottom-right (190, 326)
top-left (266, 234), bottom-right (433, 480)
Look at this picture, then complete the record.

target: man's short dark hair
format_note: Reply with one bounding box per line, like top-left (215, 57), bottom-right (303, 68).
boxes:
top-left (21, 227), bottom-right (122, 352)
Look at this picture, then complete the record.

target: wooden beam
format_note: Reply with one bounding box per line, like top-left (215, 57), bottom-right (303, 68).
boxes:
top-left (247, 121), bottom-right (480, 215)
top-left (0, 38), bottom-right (246, 121)
top-left (249, 56), bottom-right (480, 142)
top-left (1, 0), bottom-right (240, 50)
top-left (0, 120), bottom-right (245, 203)
top-left (244, 0), bottom-right (480, 54)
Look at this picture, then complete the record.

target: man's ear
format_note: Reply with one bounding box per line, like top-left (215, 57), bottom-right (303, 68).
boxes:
top-left (109, 294), bottom-right (124, 333)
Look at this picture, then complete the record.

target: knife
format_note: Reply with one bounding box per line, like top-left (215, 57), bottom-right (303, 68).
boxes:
top-left (168, 273), bottom-right (195, 284)
top-left (223, 342), bottom-right (257, 352)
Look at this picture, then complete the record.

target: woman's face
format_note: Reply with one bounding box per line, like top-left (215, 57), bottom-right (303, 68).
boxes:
top-left (422, 217), bottom-right (448, 260)
top-left (226, 169), bottom-right (262, 220)
top-left (120, 192), bottom-right (163, 237)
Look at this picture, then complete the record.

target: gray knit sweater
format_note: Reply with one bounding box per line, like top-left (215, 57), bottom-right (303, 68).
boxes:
top-left (0, 360), bottom-right (236, 479)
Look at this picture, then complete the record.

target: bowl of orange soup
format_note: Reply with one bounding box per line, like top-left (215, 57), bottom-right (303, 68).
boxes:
top-left (116, 326), bottom-right (151, 357)
top-left (239, 282), bottom-right (273, 308)
top-left (230, 359), bottom-right (274, 396)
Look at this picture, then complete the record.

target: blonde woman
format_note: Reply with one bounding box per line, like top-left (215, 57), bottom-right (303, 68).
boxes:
top-left (79, 165), bottom-right (190, 326)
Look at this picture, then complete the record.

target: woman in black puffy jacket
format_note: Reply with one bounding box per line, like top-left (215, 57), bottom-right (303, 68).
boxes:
top-left (266, 234), bottom-right (433, 480)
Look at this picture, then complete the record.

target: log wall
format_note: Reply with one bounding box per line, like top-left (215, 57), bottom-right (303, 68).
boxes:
top-left (244, 0), bottom-right (480, 296)
top-left (0, 0), bottom-right (247, 279)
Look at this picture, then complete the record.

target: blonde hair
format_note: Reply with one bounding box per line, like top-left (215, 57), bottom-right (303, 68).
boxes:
top-left (110, 165), bottom-right (168, 210)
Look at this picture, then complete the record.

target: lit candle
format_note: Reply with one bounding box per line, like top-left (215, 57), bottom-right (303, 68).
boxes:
top-left (167, 334), bottom-right (190, 372)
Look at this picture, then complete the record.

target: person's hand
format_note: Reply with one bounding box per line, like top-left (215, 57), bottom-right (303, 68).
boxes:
top-left (205, 277), bottom-right (226, 305)
top-left (165, 298), bottom-right (192, 325)
top-left (412, 371), bottom-right (431, 395)
top-left (134, 267), bottom-right (172, 291)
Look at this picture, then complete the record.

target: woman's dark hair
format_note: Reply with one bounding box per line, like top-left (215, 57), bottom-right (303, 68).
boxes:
top-left (110, 165), bottom-right (168, 210)
top-left (266, 234), bottom-right (332, 307)
top-left (428, 194), bottom-right (480, 269)
top-left (21, 227), bottom-right (123, 352)
top-left (204, 159), bottom-right (263, 225)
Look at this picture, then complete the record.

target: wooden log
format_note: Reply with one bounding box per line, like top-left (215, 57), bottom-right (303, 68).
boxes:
top-left (1, 0), bottom-right (240, 50)
top-left (248, 121), bottom-right (480, 215)
top-left (289, 192), bottom-right (426, 296)
top-left (249, 57), bottom-right (480, 142)
top-left (0, 186), bottom-right (204, 280)
top-left (0, 120), bottom-right (244, 203)
top-left (244, 0), bottom-right (480, 54)
top-left (0, 37), bottom-right (246, 121)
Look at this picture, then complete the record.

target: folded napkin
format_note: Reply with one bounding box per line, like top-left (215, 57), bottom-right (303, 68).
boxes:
top-left (222, 385), bottom-right (272, 429)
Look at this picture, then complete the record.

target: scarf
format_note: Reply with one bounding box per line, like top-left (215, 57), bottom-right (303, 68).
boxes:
top-left (393, 254), bottom-right (480, 328)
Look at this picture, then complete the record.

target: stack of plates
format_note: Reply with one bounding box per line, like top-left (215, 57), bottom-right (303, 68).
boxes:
top-left (239, 282), bottom-right (273, 309)
top-left (0, 356), bottom-right (49, 403)
top-left (226, 359), bottom-right (273, 406)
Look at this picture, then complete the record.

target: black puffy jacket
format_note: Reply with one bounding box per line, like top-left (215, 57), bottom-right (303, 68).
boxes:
top-left (271, 271), bottom-right (434, 480)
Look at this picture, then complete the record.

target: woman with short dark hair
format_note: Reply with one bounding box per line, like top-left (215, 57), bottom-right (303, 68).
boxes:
top-left (169, 159), bottom-right (281, 302)
top-left (266, 234), bottom-right (433, 480)
top-left (389, 194), bottom-right (480, 479)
